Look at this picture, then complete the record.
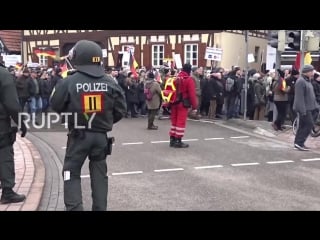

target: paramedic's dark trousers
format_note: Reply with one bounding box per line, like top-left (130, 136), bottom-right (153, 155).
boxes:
top-left (294, 111), bottom-right (314, 146)
top-left (63, 131), bottom-right (108, 211)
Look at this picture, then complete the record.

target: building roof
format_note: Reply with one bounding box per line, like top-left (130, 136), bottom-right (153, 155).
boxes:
top-left (0, 30), bottom-right (21, 53)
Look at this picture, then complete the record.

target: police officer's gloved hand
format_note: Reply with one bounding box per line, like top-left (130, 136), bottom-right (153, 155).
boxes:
top-left (20, 122), bottom-right (27, 137)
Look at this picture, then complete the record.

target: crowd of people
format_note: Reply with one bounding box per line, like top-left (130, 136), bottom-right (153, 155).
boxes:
top-left (5, 61), bottom-right (320, 134)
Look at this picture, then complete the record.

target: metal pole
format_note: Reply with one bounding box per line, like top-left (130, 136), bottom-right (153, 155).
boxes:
top-left (275, 50), bottom-right (281, 70)
top-left (65, 57), bottom-right (74, 70)
top-left (244, 30), bottom-right (249, 121)
top-left (299, 30), bottom-right (305, 73)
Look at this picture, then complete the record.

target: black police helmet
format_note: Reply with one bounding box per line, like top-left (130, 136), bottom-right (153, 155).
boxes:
top-left (69, 40), bottom-right (104, 77)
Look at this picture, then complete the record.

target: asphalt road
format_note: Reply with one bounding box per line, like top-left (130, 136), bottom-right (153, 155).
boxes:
top-left (31, 117), bottom-right (320, 210)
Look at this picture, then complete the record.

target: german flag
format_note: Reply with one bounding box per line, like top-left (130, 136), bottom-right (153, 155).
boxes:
top-left (279, 77), bottom-right (286, 92)
top-left (34, 48), bottom-right (56, 58)
top-left (304, 52), bottom-right (312, 65)
top-left (129, 52), bottom-right (138, 78)
top-left (293, 52), bottom-right (301, 71)
top-left (15, 62), bottom-right (23, 70)
top-left (60, 62), bottom-right (68, 78)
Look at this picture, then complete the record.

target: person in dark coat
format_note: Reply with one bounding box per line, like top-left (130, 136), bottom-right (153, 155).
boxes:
top-left (137, 70), bottom-right (147, 116)
top-left (286, 69), bottom-right (299, 124)
top-left (206, 72), bottom-right (221, 119)
top-left (49, 68), bottom-right (63, 93)
top-left (253, 73), bottom-right (266, 120)
top-left (125, 72), bottom-right (139, 118)
top-left (39, 70), bottom-right (51, 114)
top-left (215, 70), bottom-right (225, 118)
top-left (15, 68), bottom-right (30, 111)
top-left (293, 65), bottom-right (317, 151)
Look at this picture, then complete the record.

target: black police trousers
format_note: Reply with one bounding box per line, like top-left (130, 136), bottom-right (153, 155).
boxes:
top-left (63, 130), bottom-right (108, 211)
top-left (0, 143), bottom-right (15, 190)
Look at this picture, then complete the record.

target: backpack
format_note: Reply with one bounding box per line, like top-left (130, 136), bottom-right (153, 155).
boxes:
top-left (144, 83), bottom-right (153, 101)
top-left (161, 76), bottom-right (179, 105)
top-left (225, 77), bottom-right (235, 92)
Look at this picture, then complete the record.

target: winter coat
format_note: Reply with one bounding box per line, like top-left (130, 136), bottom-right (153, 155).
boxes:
top-left (15, 75), bottom-right (30, 98)
top-left (145, 78), bottom-right (162, 110)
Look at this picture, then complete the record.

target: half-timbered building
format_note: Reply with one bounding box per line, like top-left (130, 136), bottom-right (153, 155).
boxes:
top-left (22, 30), bottom-right (269, 70)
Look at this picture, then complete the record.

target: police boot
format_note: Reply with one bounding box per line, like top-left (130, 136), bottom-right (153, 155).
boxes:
top-left (0, 188), bottom-right (26, 204)
top-left (170, 136), bottom-right (176, 147)
top-left (174, 138), bottom-right (189, 148)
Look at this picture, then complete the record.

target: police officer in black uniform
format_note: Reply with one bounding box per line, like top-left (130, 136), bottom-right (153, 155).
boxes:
top-left (0, 62), bottom-right (27, 204)
top-left (50, 40), bottom-right (127, 211)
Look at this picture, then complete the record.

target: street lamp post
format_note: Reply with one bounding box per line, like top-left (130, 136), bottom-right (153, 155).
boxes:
top-left (243, 30), bottom-right (249, 121)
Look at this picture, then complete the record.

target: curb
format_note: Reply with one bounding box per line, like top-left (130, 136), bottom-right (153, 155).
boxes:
top-left (221, 119), bottom-right (277, 138)
top-left (0, 136), bottom-right (45, 211)
top-left (21, 137), bottom-right (45, 210)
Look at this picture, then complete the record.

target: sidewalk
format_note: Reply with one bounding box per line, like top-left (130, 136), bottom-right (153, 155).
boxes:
top-left (220, 118), bottom-right (320, 152)
top-left (0, 135), bottom-right (45, 211)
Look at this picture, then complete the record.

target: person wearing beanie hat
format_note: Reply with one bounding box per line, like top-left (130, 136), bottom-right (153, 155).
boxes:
top-left (302, 64), bottom-right (314, 73)
top-left (291, 69), bottom-right (299, 76)
top-left (182, 63), bottom-right (192, 75)
top-left (293, 65), bottom-right (317, 151)
top-left (147, 71), bottom-right (155, 79)
top-left (168, 63), bottom-right (198, 148)
top-left (277, 69), bottom-right (285, 79)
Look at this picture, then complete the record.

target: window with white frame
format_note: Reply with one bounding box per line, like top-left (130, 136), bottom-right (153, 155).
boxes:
top-left (152, 45), bottom-right (164, 67)
top-left (39, 55), bottom-right (48, 66)
top-left (184, 44), bottom-right (198, 67)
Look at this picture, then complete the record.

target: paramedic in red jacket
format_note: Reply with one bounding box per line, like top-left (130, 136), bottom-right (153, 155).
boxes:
top-left (169, 63), bottom-right (198, 148)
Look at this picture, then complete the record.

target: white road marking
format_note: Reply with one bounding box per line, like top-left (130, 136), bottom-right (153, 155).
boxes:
top-left (301, 158), bottom-right (320, 162)
top-left (80, 175), bottom-right (90, 178)
top-left (200, 120), bottom-right (214, 123)
top-left (204, 137), bottom-right (225, 141)
top-left (112, 171), bottom-right (143, 176)
top-left (194, 165), bottom-right (224, 169)
top-left (187, 119), bottom-right (200, 122)
top-left (122, 142), bottom-right (144, 145)
top-left (266, 160), bottom-right (294, 164)
top-left (154, 168), bottom-right (184, 172)
top-left (182, 139), bottom-right (199, 142)
top-left (230, 136), bottom-right (250, 139)
top-left (81, 174), bottom-right (111, 178)
top-left (62, 146), bottom-right (67, 149)
top-left (188, 119), bottom-right (214, 124)
top-left (151, 140), bottom-right (170, 144)
top-left (231, 162), bottom-right (260, 167)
